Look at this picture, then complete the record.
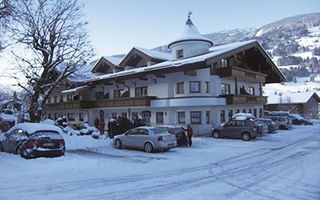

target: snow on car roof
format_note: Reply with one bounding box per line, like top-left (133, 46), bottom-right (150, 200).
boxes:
top-left (8, 123), bottom-right (62, 135)
top-left (232, 113), bottom-right (255, 119)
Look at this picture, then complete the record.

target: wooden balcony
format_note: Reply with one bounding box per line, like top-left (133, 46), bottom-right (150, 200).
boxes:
top-left (213, 66), bottom-right (267, 83)
top-left (46, 96), bottom-right (157, 110)
top-left (221, 94), bottom-right (267, 105)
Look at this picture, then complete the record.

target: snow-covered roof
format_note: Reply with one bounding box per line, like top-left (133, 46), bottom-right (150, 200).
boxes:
top-left (68, 62), bottom-right (98, 82)
top-left (267, 91), bottom-right (318, 104)
top-left (103, 56), bottom-right (123, 66)
top-left (134, 47), bottom-right (170, 61)
top-left (61, 85), bottom-right (88, 94)
top-left (86, 40), bottom-right (257, 83)
top-left (168, 16), bottom-right (213, 48)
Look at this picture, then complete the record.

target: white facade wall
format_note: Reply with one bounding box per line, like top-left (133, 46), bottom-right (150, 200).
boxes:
top-left (171, 41), bottom-right (211, 60)
top-left (46, 67), bottom-right (266, 135)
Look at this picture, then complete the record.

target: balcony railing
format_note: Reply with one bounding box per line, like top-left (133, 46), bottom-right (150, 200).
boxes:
top-left (220, 94), bottom-right (267, 105)
top-left (46, 96), bottom-right (157, 110)
top-left (213, 66), bottom-right (267, 83)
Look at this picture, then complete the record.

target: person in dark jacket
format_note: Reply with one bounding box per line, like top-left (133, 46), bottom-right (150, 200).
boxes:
top-left (183, 124), bottom-right (193, 147)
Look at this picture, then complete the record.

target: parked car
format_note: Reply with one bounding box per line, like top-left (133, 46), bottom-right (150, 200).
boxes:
top-left (266, 116), bottom-right (292, 130)
top-left (0, 123), bottom-right (65, 158)
top-left (113, 126), bottom-right (177, 153)
top-left (158, 125), bottom-right (188, 146)
top-left (289, 114), bottom-right (313, 125)
top-left (255, 118), bottom-right (278, 133)
top-left (212, 119), bottom-right (259, 141)
top-left (232, 113), bottom-right (266, 136)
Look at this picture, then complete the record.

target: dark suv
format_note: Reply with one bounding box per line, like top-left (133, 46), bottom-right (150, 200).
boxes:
top-left (212, 119), bottom-right (259, 141)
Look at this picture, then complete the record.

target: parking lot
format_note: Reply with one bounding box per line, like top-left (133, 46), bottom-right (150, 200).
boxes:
top-left (1, 123), bottom-right (319, 200)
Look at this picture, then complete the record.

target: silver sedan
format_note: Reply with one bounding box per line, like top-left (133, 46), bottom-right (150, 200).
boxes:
top-left (113, 126), bottom-right (177, 153)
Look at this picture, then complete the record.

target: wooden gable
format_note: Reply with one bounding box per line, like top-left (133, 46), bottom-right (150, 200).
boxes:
top-left (206, 41), bottom-right (286, 83)
top-left (91, 57), bottom-right (116, 74)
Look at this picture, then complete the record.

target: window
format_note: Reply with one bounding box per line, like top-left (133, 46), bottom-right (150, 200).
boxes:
top-left (221, 83), bottom-right (231, 95)
top-left (205, 81), bottom-right (210, 93)
top-left (221, 59), bottom-right (228, 68)
top-left (206, 111), bottom-right (210, 124)
top-left (135, 87), bottom-right (148, 97)
top-left (177, 49), bottom-right (183, 59)
top-left (67, 94), bottom-right (72, 102)
top-left (228, 110), bottom-right (233, 121)
top-left (112, 113), bottom-right (117, 119)
top-left (54, 96), bottom-right (58, 103)
top-left (178, 112), bottom-right (186, 124)
top-left (79, 113), bottom-right (84, 121)
top-left (242, 109), bottom-right (246, 113)
top-left (113, 89), bottom-right (123, 98)
top-left (259, 108), bottom-right (263, 118)
top-left (220, 110), bottom-right (226, 123)
top-left (67, 113), bottom-right (75, 121)
top-left (254, 109), bottom-right (257, 117)
top-left (189, 81), bottom-right (201, 93)
top-left (248, 109), bottom-right (252, 114)
top-left (156, 112), bottom-right (164, 124)
top-left (95, 91), bottom-right (104, 100)
top-left (177, 82), bottom-right (184, 94)
top-left (190, 111), bottom-right (201, 124)
top-left (54, 113), bottom-right (58, 120)
top-left (60, 95), bottom-right (64, 102)
top-left (248, 87), bottom-right (255, 95)
top-left (121, 112), bottom-right (127, 118)
top-left (132, 112), bottom-right (138, 120)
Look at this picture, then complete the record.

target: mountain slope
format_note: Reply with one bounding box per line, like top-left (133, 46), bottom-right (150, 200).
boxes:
top-left (153, 13), bottom-right (320, 82)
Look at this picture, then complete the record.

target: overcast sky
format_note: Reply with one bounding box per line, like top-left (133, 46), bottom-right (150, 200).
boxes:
top-left (81, 0), bottom-right (320, 57)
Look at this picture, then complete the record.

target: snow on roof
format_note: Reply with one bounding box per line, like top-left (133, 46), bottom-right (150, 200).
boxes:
top-left (103, 56), bottom-right (124, 66)
top-left (7, 123), bottom-right (63, 135)
top-left (168, 17), bottom-right (212, 48)
top-left (267, 91), bottom-right (317, 104)
top-left (87, 40), bottom-right (257, 83)
top-left (61, 85), bottom-right (88, 94)
top-left (134, 47), bottom-right (171, 61)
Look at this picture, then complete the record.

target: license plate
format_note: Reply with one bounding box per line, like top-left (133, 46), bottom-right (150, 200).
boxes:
top-left (43, 143), bottom-right (55, 148)
top-left (168, 143), bottom-right (174, 148)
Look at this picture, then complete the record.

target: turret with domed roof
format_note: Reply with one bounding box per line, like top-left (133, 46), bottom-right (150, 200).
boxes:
top-left (168, 13), bottom-right (213, 60)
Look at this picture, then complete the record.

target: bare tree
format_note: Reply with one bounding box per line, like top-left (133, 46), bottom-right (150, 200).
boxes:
top-left (7, 0), bottom-right (94, 122)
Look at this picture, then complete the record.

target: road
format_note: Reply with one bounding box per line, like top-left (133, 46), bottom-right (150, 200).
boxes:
top-left (1, 124), bottom-right (319, 200)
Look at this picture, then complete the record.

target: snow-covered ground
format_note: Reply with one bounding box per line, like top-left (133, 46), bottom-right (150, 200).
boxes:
top-left (1, 123), bottom-right (319, 200)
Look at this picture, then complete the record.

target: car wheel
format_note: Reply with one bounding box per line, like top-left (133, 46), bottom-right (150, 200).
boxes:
top-left (212, 131), bottom-right (220, 139)
top-left (144, 142), bottom-right (153, 153)
top-left (17, 146), bottom-right (29, 158)
top-left (241, 133), bottom-right (250, 141)
top-left (115, 139), bottom-right (122, 149)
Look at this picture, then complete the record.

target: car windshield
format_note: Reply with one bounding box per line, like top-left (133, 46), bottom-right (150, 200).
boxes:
top-left (152, 127), bottom-right (169, 134)
top-left (31, 131), bottom-right (62, 140)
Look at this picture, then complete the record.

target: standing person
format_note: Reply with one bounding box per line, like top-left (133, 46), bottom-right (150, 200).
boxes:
top-left (183, 124), bottom-right (193, 147)
top-left (99, 120), bottom-right (105, 135)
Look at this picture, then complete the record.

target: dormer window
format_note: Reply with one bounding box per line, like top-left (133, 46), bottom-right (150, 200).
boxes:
top-left (177, 49), bottom-right (184, 59)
